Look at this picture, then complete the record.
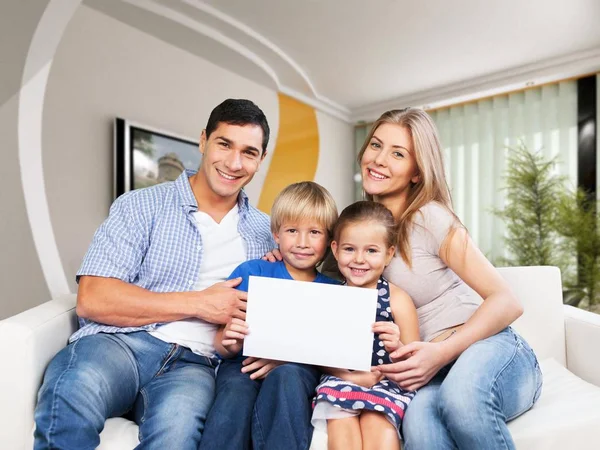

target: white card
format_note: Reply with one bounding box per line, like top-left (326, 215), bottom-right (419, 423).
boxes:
top-left (243, 276), bottom-right (377, 371)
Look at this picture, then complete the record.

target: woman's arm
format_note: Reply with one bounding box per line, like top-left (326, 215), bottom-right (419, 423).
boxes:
top-left (378, 227), bottom-right (523, 390)
top-left (436, 227), bottom-right (523, 361)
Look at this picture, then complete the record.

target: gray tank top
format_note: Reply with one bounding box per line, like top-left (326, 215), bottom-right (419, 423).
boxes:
top-left (383, 202), bottom-right (481, 342)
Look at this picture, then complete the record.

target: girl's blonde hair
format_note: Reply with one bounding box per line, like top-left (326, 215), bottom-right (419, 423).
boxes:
top-left (270, 181), bottom-right (338, 237)
top-left (357, 107), bottom-right (460, 265)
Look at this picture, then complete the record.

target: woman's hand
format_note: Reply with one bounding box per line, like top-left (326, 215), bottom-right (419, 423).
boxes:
top-left (262, 248), bottom-right (282, 262)
top-left (376, 341), bottom-right (451, 391)
top-left (242, 357), bottom-right (283, 380)
top-left (372, 321), bottom-right (402, 355)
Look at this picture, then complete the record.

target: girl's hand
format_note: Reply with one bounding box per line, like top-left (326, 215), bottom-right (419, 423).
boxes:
top-left (372, 321), bottom-right (402, 355)
top-left (375, 341), bottom-right (451, 391)
top-left (241, 357), bottom-right (283, 380)
top-left (262, 248), bottom-right (282, 262)
top-left (356, 369), bottom-right (383, 388)
top-left (221, 318), bottom-right (249, 347)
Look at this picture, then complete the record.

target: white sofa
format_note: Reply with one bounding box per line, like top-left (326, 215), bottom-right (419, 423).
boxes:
top-left (2, 266), bottom-right (600, 449)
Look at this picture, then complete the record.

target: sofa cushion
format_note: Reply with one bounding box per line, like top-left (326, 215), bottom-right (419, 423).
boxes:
top-left (508, 358), bottom-right (600, 449)
top-left (97, 360), bottom-right (600, 450)
top-left (311, 358), bottom-right (600, 450)
top-left (98, 418), bottom-right (138, 450)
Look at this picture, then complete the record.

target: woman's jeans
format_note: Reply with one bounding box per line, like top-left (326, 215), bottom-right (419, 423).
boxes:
top-left (200, 356), bottom-right (321, 450)
top-left (33, 331), bottom-right (218, 450)
top-left (402, 327), bottom-right (543, 450)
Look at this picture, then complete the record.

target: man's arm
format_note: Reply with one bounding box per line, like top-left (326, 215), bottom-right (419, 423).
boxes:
top-left (76, 192), bottom-right (246, 327)
top-left (77, 276), bottom-right (247, 327)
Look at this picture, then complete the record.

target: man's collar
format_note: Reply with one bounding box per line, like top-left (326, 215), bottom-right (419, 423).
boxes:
top-left (175, 169), bottom-right (250, 213)
top-left (175, 170), bottom-right (199, 209)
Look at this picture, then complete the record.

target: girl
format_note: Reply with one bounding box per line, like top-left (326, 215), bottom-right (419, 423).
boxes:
top-left (312, 201), bottom-right (420, 450)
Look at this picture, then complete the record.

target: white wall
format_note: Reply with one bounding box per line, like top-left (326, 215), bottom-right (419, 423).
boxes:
top-left (29, 6), bottom-right (353, 301)
top-left (0, 1), bottom-right (55, 320)
top-left (315, 110), bottom-right (354, 210)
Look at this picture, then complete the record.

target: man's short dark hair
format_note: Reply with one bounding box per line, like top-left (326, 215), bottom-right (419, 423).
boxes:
top-left (205, 99), bottom-right (270, 154)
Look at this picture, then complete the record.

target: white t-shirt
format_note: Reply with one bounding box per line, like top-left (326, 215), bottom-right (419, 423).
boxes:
top-left (150, 205), bottom-right (247, 356)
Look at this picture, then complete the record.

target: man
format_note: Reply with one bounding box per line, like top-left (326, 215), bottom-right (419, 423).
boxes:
top-left (34, 99), bottom-right (275, 449)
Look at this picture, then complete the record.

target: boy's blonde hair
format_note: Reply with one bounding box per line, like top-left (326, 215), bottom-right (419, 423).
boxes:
top-left (270, 181), bottom-right (338, 236)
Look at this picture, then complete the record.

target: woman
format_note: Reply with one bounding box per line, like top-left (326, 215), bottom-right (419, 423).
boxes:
top-left (355, 108), bottom-right (543, 449)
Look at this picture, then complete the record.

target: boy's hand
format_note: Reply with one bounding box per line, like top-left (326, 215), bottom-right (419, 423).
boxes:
top-left (222, 318), bottom-right (249, 347)
top-left (372, 321), bottom-right (402, 355)
top-left (241, 357), bottom-right (283, 380)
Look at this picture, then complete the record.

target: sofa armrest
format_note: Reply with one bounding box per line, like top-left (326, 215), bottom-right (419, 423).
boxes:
top-left (564, 305), bottom-right (600, 388)
top-left (0, 295), bottom-right (77, 449)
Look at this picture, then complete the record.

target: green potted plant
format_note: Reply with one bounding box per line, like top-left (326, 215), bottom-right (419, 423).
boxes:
top-left (494, 143), bottom-right (567, 270)
top-left (556, 190), bottom-right (600, 310)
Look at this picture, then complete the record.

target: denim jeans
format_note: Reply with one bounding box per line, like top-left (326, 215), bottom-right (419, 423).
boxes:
top-left (402, 327), bottom-right (543, 450)
top-left (34, 331), bottom-right (218, 450)
top-left (200, 357), bottom-right (320, 450)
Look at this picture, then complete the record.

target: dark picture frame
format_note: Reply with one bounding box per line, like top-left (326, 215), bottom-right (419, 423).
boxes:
top-left (114, 118), bottom-right (200, 198)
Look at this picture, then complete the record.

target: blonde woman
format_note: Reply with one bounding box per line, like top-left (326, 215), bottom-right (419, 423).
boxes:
top-left (355, 108), bottom-right (543, 449)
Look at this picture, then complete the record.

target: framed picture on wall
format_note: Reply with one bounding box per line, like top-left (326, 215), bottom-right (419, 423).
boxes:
top-left (114, 118), bottom-right (200, 198)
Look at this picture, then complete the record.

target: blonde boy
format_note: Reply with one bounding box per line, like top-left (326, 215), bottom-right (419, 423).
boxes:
top-left (199, 181), bottom-right (338, 450)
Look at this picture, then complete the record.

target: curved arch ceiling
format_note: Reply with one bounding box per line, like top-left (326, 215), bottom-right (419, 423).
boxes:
top-left (19, 0), bottom-right (338, 296)
top-left (17, 0), bottom-right (600, 296)
top-left (91, 0), bottom-right (351, 121)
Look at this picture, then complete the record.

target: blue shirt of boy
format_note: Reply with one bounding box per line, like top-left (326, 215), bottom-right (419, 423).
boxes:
top-left (228, 259), bottom-right (339, 292)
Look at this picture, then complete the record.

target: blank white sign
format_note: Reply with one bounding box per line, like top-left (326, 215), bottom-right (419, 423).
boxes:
top-left (243, 276), bottom-right (377, 371)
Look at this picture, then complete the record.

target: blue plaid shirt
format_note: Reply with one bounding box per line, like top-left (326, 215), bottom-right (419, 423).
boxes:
top-left (71, 170), bottom-right (275, 342)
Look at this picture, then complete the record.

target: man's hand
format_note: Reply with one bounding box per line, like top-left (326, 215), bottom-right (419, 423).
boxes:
top-left (222, 318), bottom-right (249, 349)
top-left (372, 321), bottom-right (402, 355)
top-left (195, 278), bottom-right (247, 324)
top-left (241, 357), bottom-right (283, 380)
top-left (262, 248), bottom-right (282, 262)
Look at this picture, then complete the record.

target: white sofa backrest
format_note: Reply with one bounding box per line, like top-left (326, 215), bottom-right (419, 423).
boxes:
top-left (497, 266), bottom-right (566, 365)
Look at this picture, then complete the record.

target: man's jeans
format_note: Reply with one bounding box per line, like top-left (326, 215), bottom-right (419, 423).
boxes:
top-left (200, 357), bottom-right (320, 450)
top-left (34, 331), bottom-right (218, 450)
top-left (402, 327), bottom-right (543, 450)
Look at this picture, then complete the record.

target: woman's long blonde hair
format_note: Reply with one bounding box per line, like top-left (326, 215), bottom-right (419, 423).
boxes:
top-left (357, 107), bottom-right (458, 266)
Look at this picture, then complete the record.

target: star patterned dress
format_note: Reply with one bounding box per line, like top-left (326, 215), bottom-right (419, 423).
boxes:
top-left (311, 277), bottom-right (416, 436)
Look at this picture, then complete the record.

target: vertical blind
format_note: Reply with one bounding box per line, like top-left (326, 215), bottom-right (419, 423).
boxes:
top-left (355, 80), bottom-right (578, 260)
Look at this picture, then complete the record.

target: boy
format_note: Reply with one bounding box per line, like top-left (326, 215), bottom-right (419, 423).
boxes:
top-left (199, 181), bottom-right (339, 450)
